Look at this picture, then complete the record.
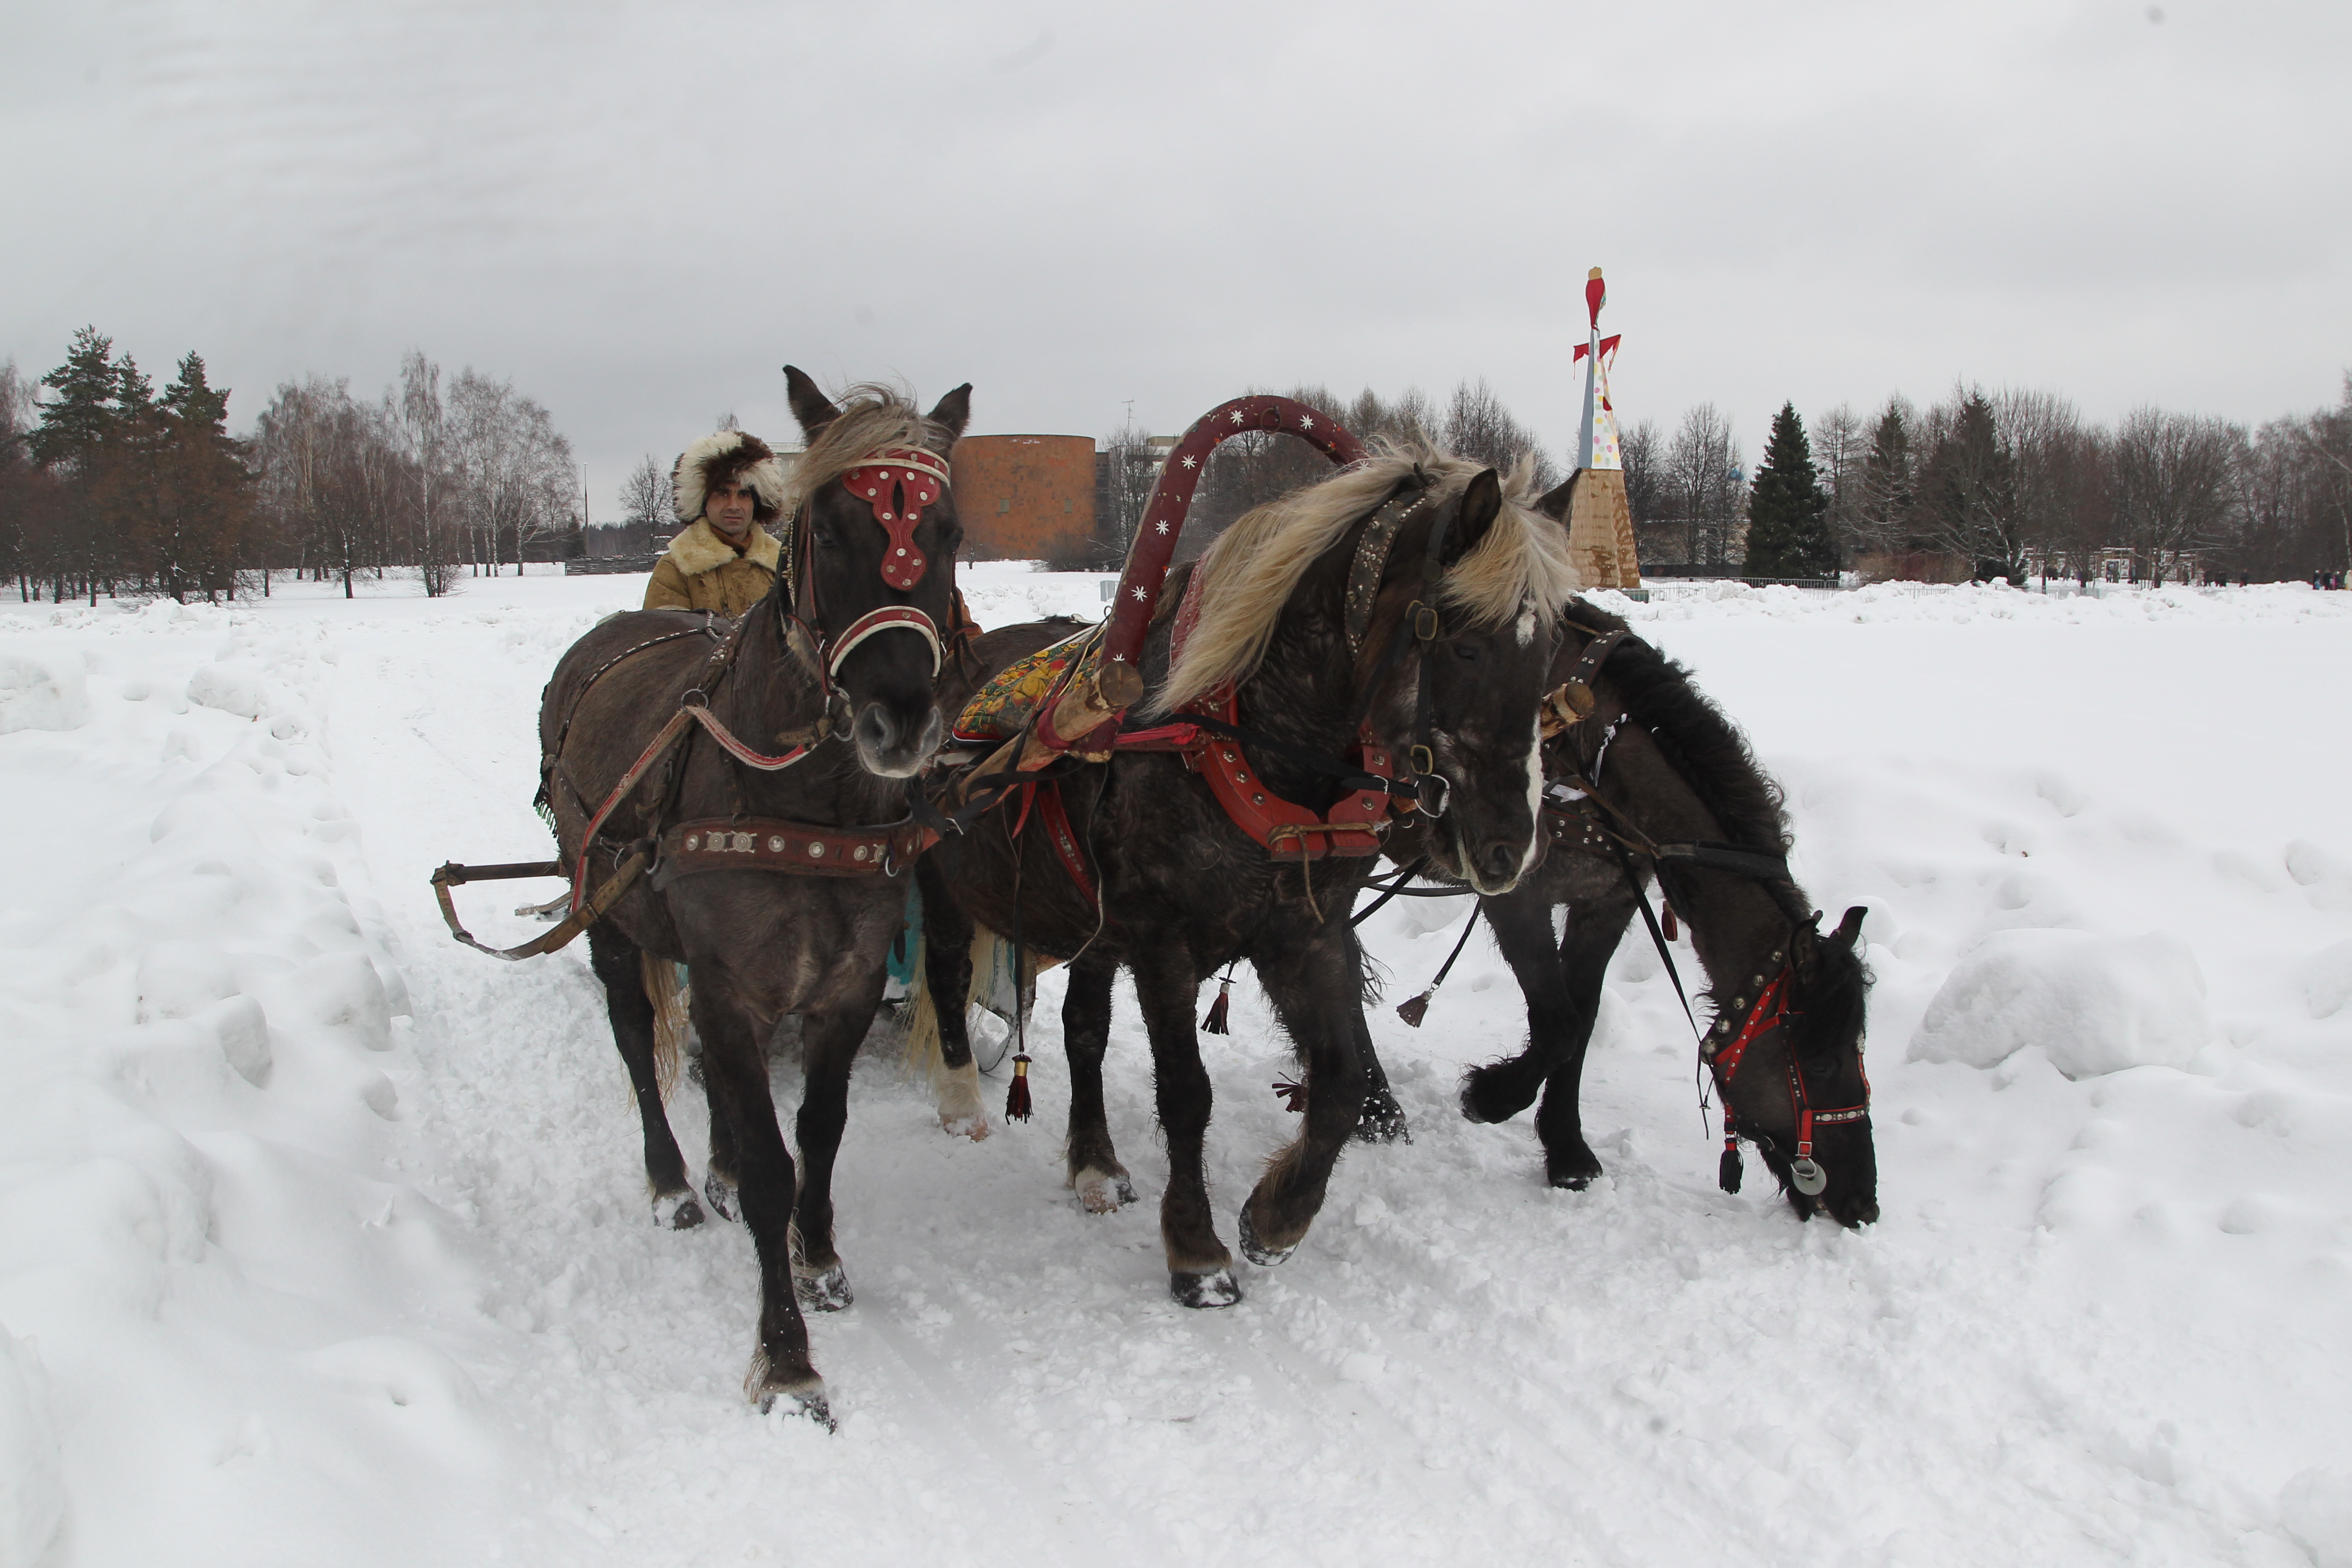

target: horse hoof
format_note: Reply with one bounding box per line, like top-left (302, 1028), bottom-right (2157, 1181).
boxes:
top-left (1545, 1144), bottom-right (1604, 1190)
top-left (1169, 1268), bottom-right (1241, 1309)
top-left (1236, 1204), bottom-right (1298, 1268)
top-left (1459, 1065), bottom-right (1539, 1124)
top-left (794, 1262), bottom-right (854, 1312)
top-left (940, 1108), bottom-right (991, 1141)
top-left (753, 1378), bottom-right (834, 1432)
top-left (1072, 1166), bottom-right (1136, 1214)
top-left (651, 1190), bottom-right (705, 1229)
top-left (703, 1172), bottom-right (737, 1223)
top-left (1354, 1091), bottom-right (1412, 1144)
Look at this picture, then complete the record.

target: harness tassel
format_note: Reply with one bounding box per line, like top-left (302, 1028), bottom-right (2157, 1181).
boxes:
top-left (1005, 1053), bottom-right (1033, 1122)
top-left (1395, 991), bottom-right (1433, 1029)
top-left (1719, 1118), bottom-right (1743, 1194)
top-left (1201, 971), bottom-right (1234, 1035)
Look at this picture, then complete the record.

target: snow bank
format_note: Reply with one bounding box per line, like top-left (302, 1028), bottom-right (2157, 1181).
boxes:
top-left (0, 1326), bottom-right (63, 1567)
top-left (3, 570), bottom-right (2349, 1567)
top-left (0, 649), bottom-right (87, 733)
top-left (1909, 929), bottom-right (2214, 1077)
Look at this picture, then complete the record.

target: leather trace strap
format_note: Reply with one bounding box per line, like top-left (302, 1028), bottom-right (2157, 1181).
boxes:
top-left (432, 846), bottom-right (650, 961)
top-left (657, 814), bottom-right (929, 882)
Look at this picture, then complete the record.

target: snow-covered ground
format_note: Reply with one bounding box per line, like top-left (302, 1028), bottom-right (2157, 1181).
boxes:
top-left (2, 564), bottom-right (2349, 1568)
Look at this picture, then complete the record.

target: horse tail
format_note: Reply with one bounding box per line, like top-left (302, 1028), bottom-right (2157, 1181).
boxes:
top-left (639, 951), bottom-right (689, 1100)
top-left (901, 923), bottom-right (944, 1087)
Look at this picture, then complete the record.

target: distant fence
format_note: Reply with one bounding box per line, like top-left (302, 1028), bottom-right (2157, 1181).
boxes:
top-left (564, 556), bottom-right (659, 576)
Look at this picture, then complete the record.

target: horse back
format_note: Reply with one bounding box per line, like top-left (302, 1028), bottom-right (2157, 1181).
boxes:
top-left (539, 610), bottom-right (724, 760)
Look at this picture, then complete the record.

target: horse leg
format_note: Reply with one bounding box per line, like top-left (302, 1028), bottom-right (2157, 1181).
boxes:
top-left (915, 859), bottom-right (989, 1139)
top-left (694, 981), bottom-right (827, 1424)
top-left (1130, 943), bottom-right (1236, 1307)
top-left (1060, 951), bottom-right (1134, 1213)
top-left (1238, 929), bottom-right (1370, 1267)
top-left (1532, 886), bottom-right (1641, 1189)
top-left (703, 1063), bottom-right (740, 1221)
top-left (789, 1005), bottom-right (870, 1313)
top-left (1348, 925), bottom-right (1411, 1143)
top-left (587, 926), bottom-right (702, 1228)
top-left (1460, 887), bottom-right (1572, 1126)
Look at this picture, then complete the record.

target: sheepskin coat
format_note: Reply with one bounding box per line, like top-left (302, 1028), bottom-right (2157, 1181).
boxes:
top-left (643, 521), bottom-right (782, 617)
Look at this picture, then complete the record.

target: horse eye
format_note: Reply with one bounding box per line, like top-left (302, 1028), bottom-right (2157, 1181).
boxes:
top-left (1451, 641), bottom-right (1480, 662)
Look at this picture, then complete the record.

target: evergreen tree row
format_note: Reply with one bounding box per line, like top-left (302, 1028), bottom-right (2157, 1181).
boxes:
top-left (0, 329), bottom-right (581, 603)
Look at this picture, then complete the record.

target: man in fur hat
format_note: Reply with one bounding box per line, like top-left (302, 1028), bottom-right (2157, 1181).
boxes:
top-left (643, 431), bottom-right (790, 617)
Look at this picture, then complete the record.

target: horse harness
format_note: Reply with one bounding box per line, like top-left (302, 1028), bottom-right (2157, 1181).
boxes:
top-left (432, 447), bottom-right (958, 960)
top-left (1533, 618), bottom-right (1870, 1198)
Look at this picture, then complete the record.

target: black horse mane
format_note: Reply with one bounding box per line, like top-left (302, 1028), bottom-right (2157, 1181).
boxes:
top-left (1566, 599), bottom-right (1869, 1067)
top-left (1567, 598), bottom-right (1790, 861)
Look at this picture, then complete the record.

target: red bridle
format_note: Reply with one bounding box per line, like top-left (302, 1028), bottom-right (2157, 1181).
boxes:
top-left (839, 447), bottom-right (951, 591)
top-left (786, 447), bottom-right (951, 692)
top-left (1705, 963), bottom-right (1870, 1197)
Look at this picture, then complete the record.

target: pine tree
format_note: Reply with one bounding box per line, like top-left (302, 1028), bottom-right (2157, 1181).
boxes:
top-left (155, 354), bottom-right (252, 600)
top-left (30, 327), bottom-right (122, 472)
top-left (1858, 403), bottom-right (1915, 554)
top-left (1742, 402), bottom-right (1838, 579)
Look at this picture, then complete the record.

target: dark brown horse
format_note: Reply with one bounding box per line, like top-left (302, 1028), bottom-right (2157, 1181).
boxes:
top-left (914, 451), bottom-right (1580, 1306)
top-left (1385, 599), bottom-right (1880, 1226)
top-left (537, 373), bottom-right (970, 1423)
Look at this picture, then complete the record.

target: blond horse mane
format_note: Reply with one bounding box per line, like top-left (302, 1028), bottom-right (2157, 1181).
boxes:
top-left (1152, 445), bottom-right (1578, 716)
top-left (782, 383), bottom-right (954, 517)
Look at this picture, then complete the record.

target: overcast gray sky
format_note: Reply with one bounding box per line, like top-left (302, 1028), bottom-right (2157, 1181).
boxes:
top-left (6, 0), bottom-right (2347, 517)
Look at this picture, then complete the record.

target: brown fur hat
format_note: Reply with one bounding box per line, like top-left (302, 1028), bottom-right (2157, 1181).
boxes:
top-left (672, 430), bottom-right (788, 525)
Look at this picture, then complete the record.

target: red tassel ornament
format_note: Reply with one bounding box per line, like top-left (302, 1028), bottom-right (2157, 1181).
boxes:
top-left (1005, 1053), bottom-right (1033, 1121)
top-left (1201, 978), bottom-right (1232, 1035)
top-left (1663, 903), bottom-right (1679, 942)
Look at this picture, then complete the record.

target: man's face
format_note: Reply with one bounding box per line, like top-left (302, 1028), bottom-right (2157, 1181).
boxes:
top-left (706, 476), bottom-right (757, 537)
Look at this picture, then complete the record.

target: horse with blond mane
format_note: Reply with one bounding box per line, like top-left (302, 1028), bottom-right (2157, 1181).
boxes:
top-left (912, 441), bottom-right (1579, 1307)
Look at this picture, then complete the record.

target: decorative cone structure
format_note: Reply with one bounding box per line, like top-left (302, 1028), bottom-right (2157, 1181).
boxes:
top-left (1563, 268), bottom-right (1643, 591)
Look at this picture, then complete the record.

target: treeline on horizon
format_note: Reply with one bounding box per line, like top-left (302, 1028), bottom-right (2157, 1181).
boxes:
top-left (0, 328), bottom-right (580, 604)
top-left (7, 323), bottom-right (2348, 602)
top-left (1106, 374), bottom-right (2352, 587)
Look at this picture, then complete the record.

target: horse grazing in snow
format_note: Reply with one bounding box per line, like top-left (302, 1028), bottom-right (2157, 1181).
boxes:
top-left (912, 450), bottom-right (1580, 1307)
top-left (1385, 598), bottom-right (1879, 1227)
top-left (537, 373), bottom-right (970, 1424)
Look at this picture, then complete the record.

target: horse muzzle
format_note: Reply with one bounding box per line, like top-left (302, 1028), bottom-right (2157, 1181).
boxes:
top-left (853, 699), bottom-right (942, 779)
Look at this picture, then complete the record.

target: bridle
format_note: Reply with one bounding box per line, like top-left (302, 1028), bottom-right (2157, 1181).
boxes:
top-left (1697, 934), bottom-right (1871, 1199)
top-left (778, 445), bottom-right (952, 704)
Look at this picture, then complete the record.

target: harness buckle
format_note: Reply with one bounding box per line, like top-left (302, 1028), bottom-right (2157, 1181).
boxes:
top-left (1415, 769), bottom-right (1450, 818)
top-left (1410, 602), bottom-right (1440, 642)
top-left (680, 687), bottom-right (709, 710)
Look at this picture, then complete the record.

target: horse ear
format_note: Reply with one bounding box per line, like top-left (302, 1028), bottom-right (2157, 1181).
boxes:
top-left (925, 383), bottom-right (973, 444)
top-left (1440, 469), bottom-right (1504, 569)
top-left (1832, 906), bottom-right (1867, 950)
top-left (1534, 472), bottom-right (1578, 524)
top-left (784, 366), bottom-right (840, 439)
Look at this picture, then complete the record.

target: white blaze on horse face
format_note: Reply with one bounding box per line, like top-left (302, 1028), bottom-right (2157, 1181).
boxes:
top-left (1515, 602), bottom-right (1538, 647)
top-left (1517, 704), bottom-right (1546, 880)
